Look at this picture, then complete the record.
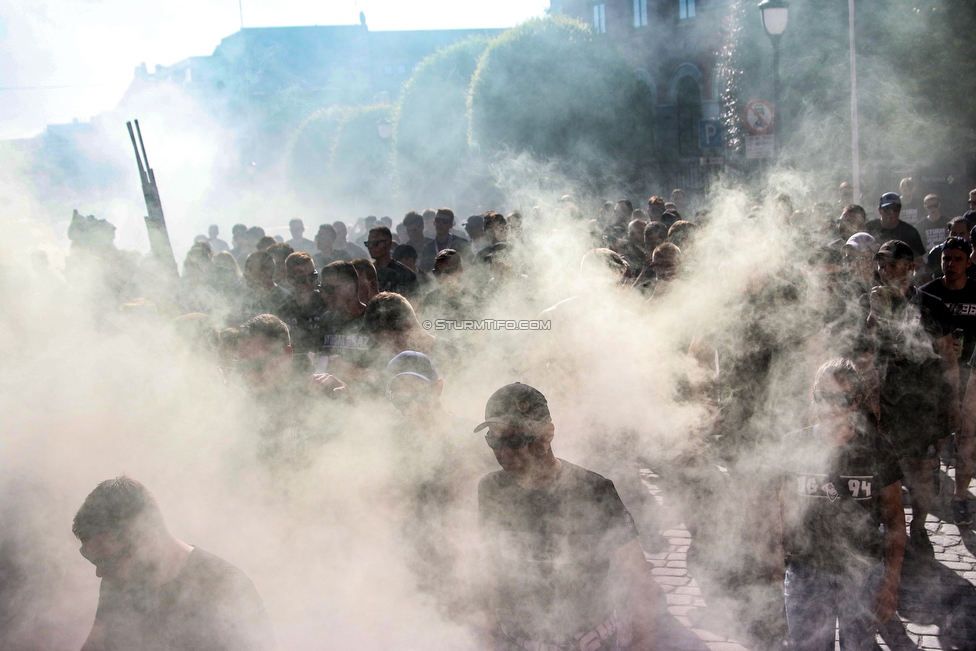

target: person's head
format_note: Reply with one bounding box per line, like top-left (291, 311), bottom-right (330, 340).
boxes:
top-left (234, 314), bottom-right (293, 394)
top-left (386, 351), bottom-right (444, 420)
top-left (671, 188), bottom-right (686, 210)
top-left (266, 242), bottom-right (294, 284)
top-left (245, 226), bottom-right (265, 248)
top-left (315, 224), bottom-right (337, 252)
top-left (969, 188), bottom-right (976, 211)
top-left (613, 199), bottom-right (633, 225)
top-left (392, 244), bottom-right (419, 273)
top-left (483, 211), bottom-right (508, 244)
top-left (878, 192), bottom-right (902, 226)
top-left (773, 193), bottom-right (793, 220)
top-left (363, 292), bottom-right (423, 350)
top-left (647, 196), bottom-right (666, 220)
top-left (289, 218), bottom-right (304, 240)
top-left (256, 235), bottom-right (276, 252)
top-left (474, 382), bottom-right (555, 479)
top-left (243, 250), bottom-right (276, 292)
top-left (667, 220), bottom-right (698, 250)
top-left (949, 216), bottom-right (970, 241)
top-left (284, 252), bottom-right (317, 302)
top-left (463, 215), bottom-right (485, 241)
top-left (350, 258), bottom-right (378, 303)
top-left (433, 248), bottom-right (463, 290)
top-left (506, 211), bottom-right (523, 239)
top-left (403, 211), bottom-right (425, 242)
top-left (434, 208), bottom-right (455, 239)
top-left (365, 226), bottom-right (393, 262)
top-left (942, 237), bottom-right (973, 284)
top-left (232, 223), bottom-right (247, 247)
top-left (213, 251), bottom-right (241, 279)
top-left (73, 476), bottom-right (169, 584)
top-left (332, 220), bottom-right (348, 242)
top-left (208, 225), bottom-right (219, 239)
top-left (838, 204), bottom-right (867, 239)
top-left (651, 242), bottom-right (681, 281)
top-left (643, 221), bottom-right (669, 253)
top-left (380, 216), bottom-right (393, 229)
top-left (319, 260), bottom-right (361, 312)
top-left (839, 181), bottom-right (854, 205)
top-left (842, 232), bottom-right (878, 283)
top-left (422, 209), bottom-right (436, 233)
top-left (812, 358), bottom-right (868, 437)
top-left (183, 242), bottom-right (213, 278)
top-left (899, 176), bottom-right (915, 199)
top-left (627, 218), bottom-right (647, 245)
top-left (580, 248), bottom-right (630, 288)
top-left (874, 240), bottom-right (915, 289)
top-left (924, 193), bottom-right (941, 218)
top-left (364, 216), bottom-right (378, 230)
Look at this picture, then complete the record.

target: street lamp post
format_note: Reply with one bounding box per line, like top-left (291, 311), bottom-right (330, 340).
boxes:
top-left (759, 0), bottom-right (789, 155)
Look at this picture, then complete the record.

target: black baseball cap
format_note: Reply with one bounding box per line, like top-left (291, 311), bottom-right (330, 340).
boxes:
top-left (879, 192), bottom-right (902, 209)
top-left (473, 382), bottom-right (551, 433)
top-left (874, 240), bottom-right (914, 261)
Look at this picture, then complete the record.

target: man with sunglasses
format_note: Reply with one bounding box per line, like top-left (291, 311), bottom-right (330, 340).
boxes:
top-left (862, 240), bottom-right (958, 556)
top-left (74, 476), bottom-right (274, 651)
top-left (277, 252), bottom-right (329, 357)
top-left (318, 261), bottom-right (375, 381)
top-left (476, 382), bottom-right (661, 651)
top-left (918, 194), bottom-right (950, 252)
top-left (365, 225), bottom-right (417, 297)
top-left (419, 208), bottom-right (471, 272)
top-left (422, 249), bottom-right (471, 321)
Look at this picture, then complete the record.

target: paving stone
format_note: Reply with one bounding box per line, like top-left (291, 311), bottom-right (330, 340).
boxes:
top-left (666, 593), bottom-right (694, 606)
top-left (704, 642), bottom-right (749, 651)
top-left (667, 561), bottom-right (688, 568)
top-left (675, 586), bottom-right (701, 595)
top-left (906, 623), bottom-right (940, 635)
top-left (668, 552), bottom-right (687, 560)
top-left (940, 560), bottom-right (974, 571)
top-left (667, 606), bottom-right (697, 617)
top-left (652, 567), bottom-right (688, 576)
top-left (654, 575), bottom-right (691, 586)
top-left (663, 529), bottom-right (692, 538)
top-left (690, 628), bottom-right (726, 642)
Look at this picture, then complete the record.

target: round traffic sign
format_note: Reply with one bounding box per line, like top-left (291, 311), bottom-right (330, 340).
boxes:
top-left (744, 99), bottom-right (776, 135)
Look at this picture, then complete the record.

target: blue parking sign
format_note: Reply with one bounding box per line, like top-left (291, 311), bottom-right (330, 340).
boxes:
top-left (699, 119), bottom-right (723, 149)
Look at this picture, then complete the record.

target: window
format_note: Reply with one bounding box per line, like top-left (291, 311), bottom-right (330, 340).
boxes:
top-left (679, 0), bottom-right (695, 20)
top-left (383, 65), bottom-right (393, 75)
top-left (676, 76), bottom-right (702, 156)
top-left (634, 0), bottom-right (647, 27)
top-left (593, 3), bottom-right (606, 33)
top-left (396, 64), bottom-right (406, 75)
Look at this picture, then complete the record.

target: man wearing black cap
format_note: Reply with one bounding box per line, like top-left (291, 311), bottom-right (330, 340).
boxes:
top-left (862, 240), bottom-right (959, 555)
top-left (865, 193), bottom-right (926, 264)
top-left (475, 382), bottom-right (661, 651)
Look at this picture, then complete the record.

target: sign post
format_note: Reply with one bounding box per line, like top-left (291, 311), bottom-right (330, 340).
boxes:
top-left (743, 99), bottom-right (776, 160)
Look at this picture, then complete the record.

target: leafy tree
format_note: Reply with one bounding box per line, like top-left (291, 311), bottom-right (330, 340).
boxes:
top-left (393, 36), bottom-right (491, 207)
top-left (467, 17), bottom-right (655, 192)
top-left (328, 105), bottom-right (394, 212)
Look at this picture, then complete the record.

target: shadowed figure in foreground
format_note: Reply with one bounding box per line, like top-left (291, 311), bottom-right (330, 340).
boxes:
top-left (74, 476), bottom-right (274, 651)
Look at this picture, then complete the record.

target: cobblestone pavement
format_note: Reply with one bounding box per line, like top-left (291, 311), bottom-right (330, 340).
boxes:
top-left (641, 467), bottom-right (976, 651)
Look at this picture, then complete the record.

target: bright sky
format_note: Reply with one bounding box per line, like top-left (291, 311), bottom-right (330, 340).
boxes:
top-left (0, 0), bottom-right (549, 139)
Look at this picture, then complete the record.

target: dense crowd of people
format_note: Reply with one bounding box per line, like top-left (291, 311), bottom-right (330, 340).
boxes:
top-left (36, 179), bottom-right (976, 651)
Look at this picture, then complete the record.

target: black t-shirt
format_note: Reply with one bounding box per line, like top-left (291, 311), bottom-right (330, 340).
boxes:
top-left (376, 260), bottom-right (418, 296)
top-left (478, 461), bottom-right (638, 641)
top-left (858, 286), bottom-right (954, 453)
top-left (93, 547), bottom-right (274, 651)
top-left (312, 249), bottom-right (351, 270)
top-left (918, 216), bottom-right (951, 252)
top-left (319, 311), bottom-right (374, 367)
top-left (275, 291), bottom-right (329, 356)
top-left (920, 278), bottom-right (976, 367)
top-left (781, 426), bottom-right (902, 575)
top-left (864, 219), bottom-right (926, 256)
